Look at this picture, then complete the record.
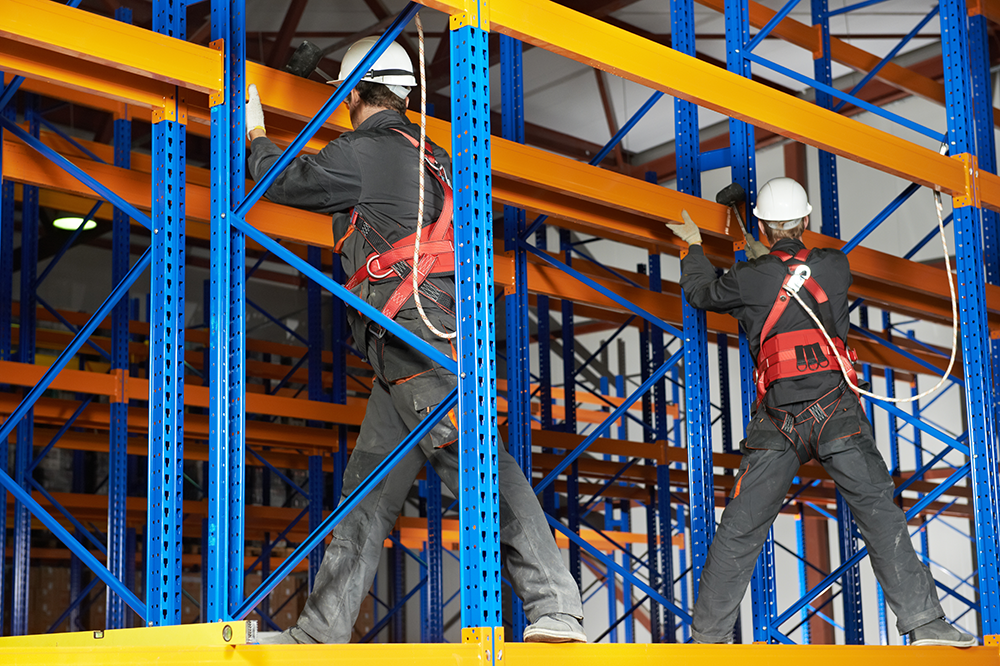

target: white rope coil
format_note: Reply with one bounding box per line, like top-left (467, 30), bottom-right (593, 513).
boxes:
top-left (412, 12), bottom-right (456, 341)
top-left (789, 179), bottom-right (958, 404)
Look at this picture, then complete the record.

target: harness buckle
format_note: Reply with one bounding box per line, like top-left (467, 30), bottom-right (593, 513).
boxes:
top-left (783, 264), bottom-right (811, 295)
top-left (366, 252), bottom-right (395, 280)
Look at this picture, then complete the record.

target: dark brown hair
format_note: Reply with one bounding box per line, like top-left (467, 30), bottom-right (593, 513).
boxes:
top-left (763, 218), bottom-right (807, 243)
top-left (355, 81), bottom-right (408, 116)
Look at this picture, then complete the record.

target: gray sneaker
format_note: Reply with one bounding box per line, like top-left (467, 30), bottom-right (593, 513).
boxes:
top-left (908, 619), bottom-right (977, 647)
top-left (256, 626), bottom-right (319, 645)
top-left (523, 613), bottom-right (587, 643)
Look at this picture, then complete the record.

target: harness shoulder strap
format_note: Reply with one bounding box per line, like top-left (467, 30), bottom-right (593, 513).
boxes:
top-left (759, 250), bottom-right (808, 344)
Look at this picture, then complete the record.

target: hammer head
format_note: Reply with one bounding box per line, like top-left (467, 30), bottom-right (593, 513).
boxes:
top-left (715, 182), bottom-right (747, 208)
top-left (285, 41), bottom-right (324, 78)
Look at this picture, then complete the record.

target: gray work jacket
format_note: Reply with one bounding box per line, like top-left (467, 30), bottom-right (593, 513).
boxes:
top-left (248, 110), bottom-right (455, 380)
top-left (680, 238), bottom-right (853, 407)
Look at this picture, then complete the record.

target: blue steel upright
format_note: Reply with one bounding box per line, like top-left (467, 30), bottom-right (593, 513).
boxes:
top-left (501, 31), bottom-right (530, 642)
top-left (811, 0), bottom-right (841, 238)
top-left (450, 13), bottom-right (503, 636)
top-left (724, 0), bottom-right (775, 642)
top-left (147, 0), bottom-right (187, 626)
top-left (648, 251), bottom-right (675, 641)
top-left (11, 93), bottom-right (39, 636)
top-left (206, 0), bottom-right (234, 622)
top-left (307, 245), bottom-right (326, 589)
top-left (559, 229), bottom-right (582, 588)
top-left (206, 0), bottom-right (248, 622)
top-left (225, 0), bottom-right (248, 616)
top-left (107, 9), bottom-right (133, 626)
top-left (940, 0), bottom-right (1000, 636)
top-left (673, 0), bottom-right (715, 615)
top-left (0, 86), bottom-right (12, 638)
top-left (424, 465), bottom-right (444, 641)
top-left (815, 0), bottom-right (862, 641)
top-left (968, 5), bottom-right (1000, 433)
top-left (637, 271), bottom-right (662, 642)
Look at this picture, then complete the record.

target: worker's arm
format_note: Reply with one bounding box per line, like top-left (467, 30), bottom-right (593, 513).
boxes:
top-left (244, 83), bottom-right (362, 214)
top-left (247, 135), bottom-right (362, 215)
top-left (679, 245), bottom-right (744, 313)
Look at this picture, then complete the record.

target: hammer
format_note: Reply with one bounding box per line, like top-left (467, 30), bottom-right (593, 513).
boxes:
top-left (285, 41), bottom-right (327, 79)
top-left (715, 182), bottom-right (750, 238)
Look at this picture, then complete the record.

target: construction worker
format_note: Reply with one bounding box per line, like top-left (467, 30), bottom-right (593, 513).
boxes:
top-left (667, 177), bottom-right (975, 647)
top-left (245, 36), bottom-right (586, 645)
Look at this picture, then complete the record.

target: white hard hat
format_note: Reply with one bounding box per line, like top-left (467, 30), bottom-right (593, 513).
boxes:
top-left (328, 36), bottom-right (416, 99)
top-left (753, 177), bottom-right (812, 229)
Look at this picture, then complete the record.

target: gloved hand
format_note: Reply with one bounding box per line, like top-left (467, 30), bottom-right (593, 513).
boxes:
top-left (246, 84), bottom-right (266, 140)
top-left (666, 210), bottom-right (702, 245)
top-left (743, 233), bottom-right (769, 260)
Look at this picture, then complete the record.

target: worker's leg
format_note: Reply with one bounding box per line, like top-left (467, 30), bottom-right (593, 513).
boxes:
top-left (294, 380), bottom-right (427, 643)
top-left (817, 399), bottom-right (943, 635)
top-left (390, 368), bottom-right (585, 624)
top-left (691, 415), bottom-right (802, 643)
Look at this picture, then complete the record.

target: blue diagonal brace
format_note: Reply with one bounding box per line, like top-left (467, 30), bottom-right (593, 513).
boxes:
top-left (521, 240), bottom-right (682, 338)
top-left (0, 449), bottom-right (146, 617)
top-left (770, 462), bottom-right (971, 640)
top-left (545, 514), bottom-right (691, 623)
top-left (236, 3), bottom-right (419, 215)
top-left (0, 248), bottom-right (151, 448)
top-left (230, 217), bottom-right (454, 373)
top-left (233, 389), bottom-right (458, 618)
top-left (0, 116), bottom-right (151, 229)
top-left (534, 349), bottom-right (684, 495)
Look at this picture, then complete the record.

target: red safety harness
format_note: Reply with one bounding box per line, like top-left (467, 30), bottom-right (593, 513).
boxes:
top-left (344, 128), bottom-right (455, 321)
top-left (755, 248), bottom-right (858, 404)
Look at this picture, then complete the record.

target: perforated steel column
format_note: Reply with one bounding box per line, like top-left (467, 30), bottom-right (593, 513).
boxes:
top-left (940, 0), bottom-right (1000, 636)
top-left (451, 17), bottom-right (503, 634)
top-left (146, 0), bottom-right (187, 626)
top-left (11, 93), bottom-right (39, 636)
top-left (501, 31), bottom-right (530, 642)
top-left (107, 10), bottom-right (133, 624)
top-left (0, 84), bottom-right (12, 638)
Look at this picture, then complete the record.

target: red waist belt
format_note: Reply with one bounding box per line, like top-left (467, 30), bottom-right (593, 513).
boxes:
top-left (756, 329), bottom-right (858, 400)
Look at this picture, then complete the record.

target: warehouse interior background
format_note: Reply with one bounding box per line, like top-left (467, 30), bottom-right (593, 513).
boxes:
top-left (0, 0), bottom-right (996, 655)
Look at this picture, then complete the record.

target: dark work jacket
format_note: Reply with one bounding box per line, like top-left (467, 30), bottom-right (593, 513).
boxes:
top-left (248, 110), bottom-right (455, 381)
top-left (680, 238), bottom-right (852, 408)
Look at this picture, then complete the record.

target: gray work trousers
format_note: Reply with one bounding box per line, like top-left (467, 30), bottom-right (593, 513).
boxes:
top-left (296, 342), bottom-right (583, 643)
top-left (691, 385), bottom-right (943, 643)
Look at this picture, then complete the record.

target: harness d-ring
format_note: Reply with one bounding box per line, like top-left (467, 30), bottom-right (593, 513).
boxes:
top-left (367, 252), bottom-right (395, 280)
top-left (784, 264), bottom-right (811, 295)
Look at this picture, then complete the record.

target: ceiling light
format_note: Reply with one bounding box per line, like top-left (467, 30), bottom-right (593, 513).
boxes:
top-left (52, 216), bottom-right (96, 231)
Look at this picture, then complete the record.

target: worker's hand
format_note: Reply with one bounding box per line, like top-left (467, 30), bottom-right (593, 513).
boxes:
top-left (666, 210), bottom-right (702, 245)
top-left (246, 84), bottom-right (266, 141)
top-left (743, 233), bottom-right (769, 260)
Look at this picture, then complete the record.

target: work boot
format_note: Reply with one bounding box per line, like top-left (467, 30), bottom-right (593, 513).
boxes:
top-left (908, 619), bottom-right (977, 647)
top-left (523, 613), bottom-right (587, 643)
top-left (256, 625), bottom-right (319, 645)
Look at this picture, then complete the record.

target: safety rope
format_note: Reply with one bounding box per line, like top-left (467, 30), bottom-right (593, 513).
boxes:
top-left (412, 12), bottom-right (457, 340)
top-left (788, 147), bottom-right (958, 403)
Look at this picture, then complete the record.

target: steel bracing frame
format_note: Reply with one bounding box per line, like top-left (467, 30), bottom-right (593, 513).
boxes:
top-left (0, 0), bottom-right (999, 658)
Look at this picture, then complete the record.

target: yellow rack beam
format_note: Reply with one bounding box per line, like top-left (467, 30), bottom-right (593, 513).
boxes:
top-left (1, 640), bottom-right (997, 666)
top-left (0, 621), bottom-right (252, 648)
top-left (0, 0), bottom-right (222, 100)
top-left (420, 0), bottom-right (999, 207)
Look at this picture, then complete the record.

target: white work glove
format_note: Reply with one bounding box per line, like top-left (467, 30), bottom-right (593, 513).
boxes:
top-left (743, 232), bottom-right (769, 260)
top-left (666, 210), bottom-right (702, 245)
top-left (246, 83), bottom-right (266, 140)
